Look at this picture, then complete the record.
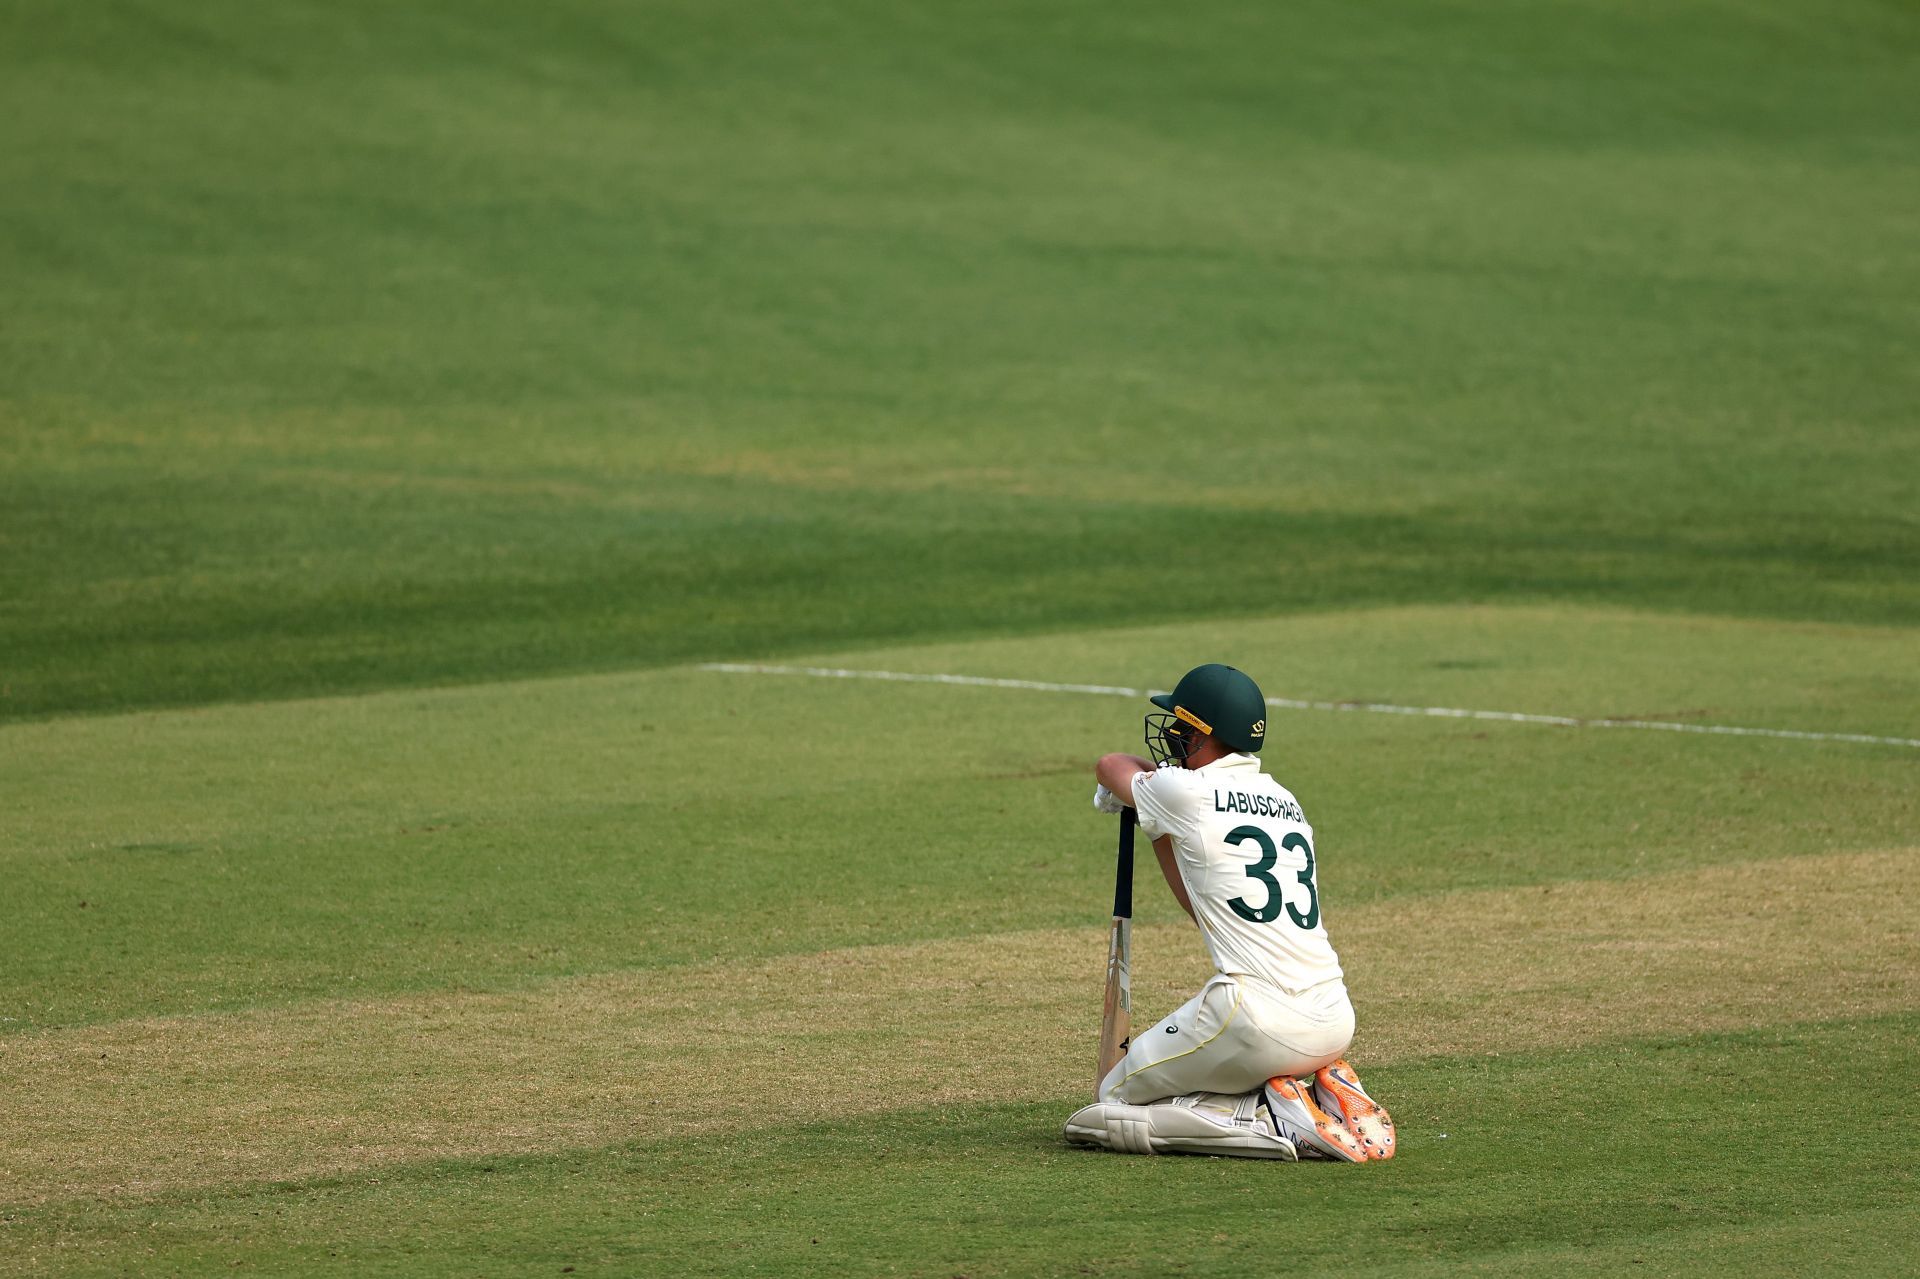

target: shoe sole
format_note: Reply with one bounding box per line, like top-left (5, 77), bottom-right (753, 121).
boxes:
top-left (1313, 1061), bottom-right (1396, 1160)
top-left (1263, 1077), bottom-right (1368, 1162)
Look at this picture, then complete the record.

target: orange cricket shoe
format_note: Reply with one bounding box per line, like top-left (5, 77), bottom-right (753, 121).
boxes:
top-left (1312, 1059), bottom-right (1397, 1160)
top-left (1262, 1075), bottom-right (1369, 1162)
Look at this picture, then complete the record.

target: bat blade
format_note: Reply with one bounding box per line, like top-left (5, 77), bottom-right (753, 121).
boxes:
top-left (1095, 915), bottom-right (1132, 1094)
top-left (1094, 807), bottom-right (1137, 1097)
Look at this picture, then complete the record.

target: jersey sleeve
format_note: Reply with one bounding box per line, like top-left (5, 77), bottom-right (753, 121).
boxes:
top-left (1130, 766), bottom-right (1198, 842)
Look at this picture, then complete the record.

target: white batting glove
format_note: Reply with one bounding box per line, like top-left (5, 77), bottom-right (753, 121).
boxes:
top-left (1092, 783), bottom-right (1125, 815)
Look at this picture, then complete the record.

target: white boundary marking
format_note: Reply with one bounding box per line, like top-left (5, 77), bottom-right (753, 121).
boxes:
top-left (698, 663), bottom-right (1920, 750)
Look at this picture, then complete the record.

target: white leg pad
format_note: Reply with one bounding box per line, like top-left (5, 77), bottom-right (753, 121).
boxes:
top-left (1064, 1100), bottom-right (1297, 1161)
top-left (1066, 1103), bottom-right (1157, 1154)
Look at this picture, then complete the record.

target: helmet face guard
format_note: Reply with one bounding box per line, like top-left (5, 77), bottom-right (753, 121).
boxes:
top-left (1145, 704), bottom-right (1213, 768)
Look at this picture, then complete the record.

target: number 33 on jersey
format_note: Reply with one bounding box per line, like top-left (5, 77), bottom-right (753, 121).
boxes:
top-left (1130, 753), bottom-right (1344, 994)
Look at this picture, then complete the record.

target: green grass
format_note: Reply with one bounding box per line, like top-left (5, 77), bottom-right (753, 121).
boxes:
top-left (3, 608), bottom-right (1916, 1278)
top-left (11, 1016), bottom-right (1917, 1276)
top-left (8, 607), bottom-right (1915, 1029)
top-left (4, 0), bottom-right (1918, 1273)
top-left (4, 0), bottom-right (1919, 719)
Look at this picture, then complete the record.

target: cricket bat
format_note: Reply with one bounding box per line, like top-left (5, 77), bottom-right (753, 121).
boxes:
top-left (1095, 806), bottom-right (1136, 1098)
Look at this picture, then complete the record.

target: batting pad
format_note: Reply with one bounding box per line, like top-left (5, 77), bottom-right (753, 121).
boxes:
top-left (1063, 1096), bottom-right (1298, 1160)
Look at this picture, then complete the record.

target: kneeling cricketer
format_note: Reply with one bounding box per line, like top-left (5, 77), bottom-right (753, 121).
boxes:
top-left (1065, 663), bottom-right (1397, 1162)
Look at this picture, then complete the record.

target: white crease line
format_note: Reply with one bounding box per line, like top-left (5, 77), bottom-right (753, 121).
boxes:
top-left (697, 663), bottom-right (1920, 750)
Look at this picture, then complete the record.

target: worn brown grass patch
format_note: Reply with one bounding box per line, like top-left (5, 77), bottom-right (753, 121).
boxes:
top-left (2, 849), bottom-right (1913, 1205)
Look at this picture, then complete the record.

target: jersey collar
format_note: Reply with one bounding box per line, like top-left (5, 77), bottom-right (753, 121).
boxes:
top-left (1195, 752), bottom-right (1260, 773)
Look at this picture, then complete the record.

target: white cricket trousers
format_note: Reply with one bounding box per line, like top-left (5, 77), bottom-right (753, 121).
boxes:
top-left (1099, 972), bottom-right (1355, 1104)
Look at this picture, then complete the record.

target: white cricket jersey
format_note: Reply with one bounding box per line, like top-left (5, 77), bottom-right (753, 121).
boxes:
top-left (1130, 753), bottom-right (1344, 995)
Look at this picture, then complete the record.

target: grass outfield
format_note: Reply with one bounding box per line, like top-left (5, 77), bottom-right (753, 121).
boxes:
top-left (5, 0), bottom-right (1919, 720)
top-left (6, 608), bottom-right (1918, 1273)
top-left (4, 0), bottom-right (1919, 1274)
top-left (12, 1021), bottom-right (1918, 1276)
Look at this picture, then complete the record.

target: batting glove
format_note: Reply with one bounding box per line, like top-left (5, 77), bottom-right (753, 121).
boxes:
top-left (1092, 783), bottom-right (1125, 815)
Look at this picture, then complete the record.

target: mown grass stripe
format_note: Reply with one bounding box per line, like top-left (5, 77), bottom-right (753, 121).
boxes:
top-left (4, 848), bottom-right (1911, 1207)
top-left (7, 1015), bottom-right (1917, 1279)
top-left (699, 663), bottom-right (1920, 749)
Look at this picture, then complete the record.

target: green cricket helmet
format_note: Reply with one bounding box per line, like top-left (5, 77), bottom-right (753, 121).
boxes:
top-left (1146, 663), bottom-right (1267, 765)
